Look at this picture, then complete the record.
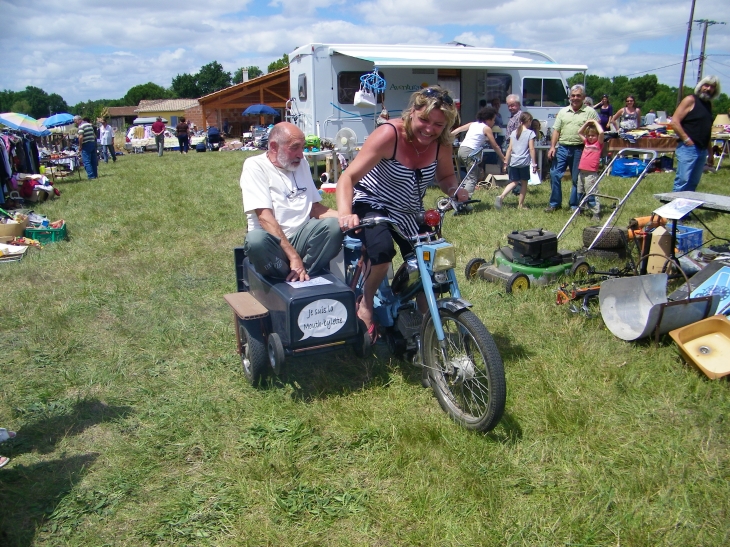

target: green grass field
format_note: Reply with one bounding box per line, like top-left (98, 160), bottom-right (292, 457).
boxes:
top-left (1, 149), bottom-right (729, 546)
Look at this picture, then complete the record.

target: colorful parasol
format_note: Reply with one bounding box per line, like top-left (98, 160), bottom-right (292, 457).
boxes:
top-left (0, 112), bottom-right (50, 137)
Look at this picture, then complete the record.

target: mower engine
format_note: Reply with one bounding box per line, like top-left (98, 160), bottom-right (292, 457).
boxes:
top-left (507, 229), bottom-right (572, 267)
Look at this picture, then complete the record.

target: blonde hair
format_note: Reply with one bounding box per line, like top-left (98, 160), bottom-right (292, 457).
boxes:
top-left (401, 86), bottom-right (459, 147)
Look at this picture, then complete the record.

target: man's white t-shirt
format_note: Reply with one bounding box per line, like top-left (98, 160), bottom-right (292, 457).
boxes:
top-left (240, 152), bottom-right (321, 238)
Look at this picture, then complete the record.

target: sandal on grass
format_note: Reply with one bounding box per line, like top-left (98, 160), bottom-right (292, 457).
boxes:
top-left (0, 429), bottom-right (16, 443)
top-left (356, 295), bottom-right (379, 346)
top-left (0, 456), bottom-right (9, 468)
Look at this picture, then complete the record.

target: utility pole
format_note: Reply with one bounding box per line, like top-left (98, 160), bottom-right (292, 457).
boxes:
top-left (696, 19), bottom-right (726, 84)
top-left (677, 0), bottom-right (697, 107)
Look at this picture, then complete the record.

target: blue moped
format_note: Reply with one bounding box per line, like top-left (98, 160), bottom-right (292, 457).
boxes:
top-left (343, 196), bottom-right (506, 432)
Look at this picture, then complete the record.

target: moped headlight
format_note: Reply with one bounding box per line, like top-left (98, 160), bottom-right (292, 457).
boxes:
top-left (432, 245), bottom-right (456, 272)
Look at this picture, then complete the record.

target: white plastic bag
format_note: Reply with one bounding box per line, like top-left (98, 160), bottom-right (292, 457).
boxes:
top-left (528, 169), bottom-right (542, 186)
top-left (354, 85), bottom-right (376, 107)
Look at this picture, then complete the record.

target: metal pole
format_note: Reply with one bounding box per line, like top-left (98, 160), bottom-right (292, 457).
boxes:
top-left (677, 0), bottom-right (697, 107)
top-left (696, 20), bottom-right (726, 84)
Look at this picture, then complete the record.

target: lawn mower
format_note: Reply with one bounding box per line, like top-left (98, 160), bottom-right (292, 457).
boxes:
top-left (465, 148), bottom-right (660, 294)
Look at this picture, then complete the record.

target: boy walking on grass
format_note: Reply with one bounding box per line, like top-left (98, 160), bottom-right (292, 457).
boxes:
top-left (576, 119), bottom-right (603, 221)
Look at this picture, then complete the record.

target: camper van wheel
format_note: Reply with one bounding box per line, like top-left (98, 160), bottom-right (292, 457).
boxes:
top-left (570, 259), bottom-right (591, 279)
top-left (267, 333), bottom-right (286, 375)
top-left (239, 320), bottom-right (268, 386)
top-left (465, 258), bottom-right (487, 280)
top-left (506, 273), bottom-right (530, 294)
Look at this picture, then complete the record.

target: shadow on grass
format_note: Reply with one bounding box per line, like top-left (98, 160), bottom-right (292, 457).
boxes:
top-left (10, 399), bottom-right (134, 456)
top-left (0, 453), bottom-right (99, 547)
top-left (490, 329), bottom-right (530, 361)
top-left (274, 346), bottom-right (393, 402)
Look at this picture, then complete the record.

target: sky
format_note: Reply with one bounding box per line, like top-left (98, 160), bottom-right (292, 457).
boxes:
top-left (1, 0), bottom-right (729, 106)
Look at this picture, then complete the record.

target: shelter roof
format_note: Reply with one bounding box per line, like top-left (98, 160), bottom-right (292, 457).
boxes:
top-left (197, 67), bottom-right (289, 110)
top-left (107, 106), bottom-right (138, 117)
top-left (136, 99), bottom-right (199, 112)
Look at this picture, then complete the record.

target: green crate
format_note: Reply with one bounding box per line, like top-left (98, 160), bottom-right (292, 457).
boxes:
top-left (25, 223), bottom-right (68, 244)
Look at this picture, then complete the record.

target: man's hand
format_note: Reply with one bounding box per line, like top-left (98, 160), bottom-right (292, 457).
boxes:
top-left (707, 152), bottom-right (714, 167)
top-left (548, 146), bottom-right (556, 161)
top-left (286, 257), bottom-right (309, 282)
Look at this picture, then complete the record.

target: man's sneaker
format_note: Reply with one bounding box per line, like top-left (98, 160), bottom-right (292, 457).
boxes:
top-left (544, 206), bottom-right (561, 213)
top-left (495, 195), bottom-right (503, 209)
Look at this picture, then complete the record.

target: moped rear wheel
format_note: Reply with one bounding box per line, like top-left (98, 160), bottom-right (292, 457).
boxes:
top-left (422, 309), bottom-right (506, 432)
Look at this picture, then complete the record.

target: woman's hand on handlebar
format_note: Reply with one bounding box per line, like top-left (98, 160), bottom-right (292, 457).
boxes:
top-left (454, 188), bottom-right (470, 202)
top-left (339, 213), bottom-right (360, 232)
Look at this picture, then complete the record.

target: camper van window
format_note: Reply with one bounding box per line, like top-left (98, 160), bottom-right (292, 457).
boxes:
top-left (522, 78), bottom-right (569, 107)
top-left (485, 74), bottom-right (512, 102)
top-left (298, 74), bottom-right (307, 101)
top-left (337, 71), bottom-right (385, 105)
top-left (542, 78), bottom-right (568, 107)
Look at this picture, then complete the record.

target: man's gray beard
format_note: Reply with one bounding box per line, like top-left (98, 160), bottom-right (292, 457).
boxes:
top-left (698, 91), bottom-right (712, 101)
top-left (277, 150), bottom-right (299, 172)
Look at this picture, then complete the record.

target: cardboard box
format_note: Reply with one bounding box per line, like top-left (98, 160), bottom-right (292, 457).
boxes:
top-left (483, 173), bottom-right (510, 187)
top-left (647, 226), bottom-right (673, 273)
top-left (0, 217), bottom-right (29, 238)
top-left (26, 188), bottom-right (50, 203)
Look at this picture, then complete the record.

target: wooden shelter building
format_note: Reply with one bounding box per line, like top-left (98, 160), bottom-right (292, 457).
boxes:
top-left (195, 67), bottom-right (290, 137)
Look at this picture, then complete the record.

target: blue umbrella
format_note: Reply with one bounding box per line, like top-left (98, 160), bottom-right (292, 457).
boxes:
top-left (44, 112), bottom-right (75, 128)
top-left (242, 104), bottom-right (279, 116)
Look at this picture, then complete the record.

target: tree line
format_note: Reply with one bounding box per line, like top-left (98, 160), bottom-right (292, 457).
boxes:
top-left (0, 55), bottom-right (290, 121)
top-left (567, 73), bottom-right (729, 118)
top-left (3, 63), bottom-right (727, 125)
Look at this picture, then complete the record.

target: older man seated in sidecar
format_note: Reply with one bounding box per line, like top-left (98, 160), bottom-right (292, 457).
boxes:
top-left (240, 122), bottom-right (343, 282)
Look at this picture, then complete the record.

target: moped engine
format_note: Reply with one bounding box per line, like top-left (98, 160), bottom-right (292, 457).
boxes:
top-left (396, 308), bottom-right (422, 342)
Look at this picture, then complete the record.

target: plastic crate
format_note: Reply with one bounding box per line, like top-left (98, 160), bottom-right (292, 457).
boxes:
top-left (24, 223), bottom-right (67, 244)
top-left (675, 224), bottom-right (703, 253)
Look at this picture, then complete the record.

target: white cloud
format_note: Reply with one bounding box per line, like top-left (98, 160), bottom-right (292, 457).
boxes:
top-left (0, 0), bottom-right (728, 104)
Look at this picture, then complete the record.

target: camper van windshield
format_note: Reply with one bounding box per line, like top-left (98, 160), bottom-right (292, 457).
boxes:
top-left (522, 78), bottom-right (569, 108)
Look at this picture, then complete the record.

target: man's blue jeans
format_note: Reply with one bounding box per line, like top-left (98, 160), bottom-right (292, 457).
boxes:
top-left (673, 142), bottom-right (708, 192)
top-left (549, 144), bottom-right (583, 209)
top-left (81, 143), bottom-right (98, 179)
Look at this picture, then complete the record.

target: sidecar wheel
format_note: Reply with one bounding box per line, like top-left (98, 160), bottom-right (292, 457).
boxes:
top-left (422, 309), bottom-right (506, 432)
top-left (239, 319), bottom-right (268, 387)
top-left (267, 332), bottom-right (286, 376)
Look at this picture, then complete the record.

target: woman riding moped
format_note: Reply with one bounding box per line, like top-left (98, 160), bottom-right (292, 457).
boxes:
top-left (336, 86), bottom-right (468, 344)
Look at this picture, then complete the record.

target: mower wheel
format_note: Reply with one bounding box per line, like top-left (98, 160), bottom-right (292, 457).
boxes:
top-left (582, 225), bottom-right (628, 249)
top-left (506, 272), bottom-right (530, 294)
top-left (465, 258), bottom-right (487, 280)
top-left (570, 259), bottom-right (591, 278)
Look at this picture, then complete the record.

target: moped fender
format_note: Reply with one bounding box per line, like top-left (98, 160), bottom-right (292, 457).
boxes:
top-left (435, 297), bottom-right (472, 313)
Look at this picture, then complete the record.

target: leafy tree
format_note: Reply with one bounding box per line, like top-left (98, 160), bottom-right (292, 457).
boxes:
top-left (10, 99), bottom-right (32, 115)
top-left (0, 89), bottom-right (18, 112)
top-left (233, 65), bottom-right (263, 84)
top-left (123, 82), bottom-right (170, 107)
top-left (171, 73), bottom-right (199, 98)
top-left (47, 93), bottom-right (69, 115)
top-left (267, 54), bottom-right (289, 73)
top-left (196, 61), bottom-right (231, 96)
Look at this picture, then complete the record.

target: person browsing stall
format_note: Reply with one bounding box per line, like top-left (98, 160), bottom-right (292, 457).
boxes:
top-left (99, 118), bottom-right (115, 164)
top-left (240, 122), bottom-right (343, 282)
top-left (451, 106), bottom-right (505, 197)
top-left (671, 75), bottom-right (720, 192)
top-left (336, 86), bottom-right (468, 345)
top-left (151, 117), bottom-right (166, 156)
top-left (74, 115), bottom-right (98, 179)
top-left (611, 96), bottom-right (641, 132)
top-left (546, 84), bottom-right (599, 212)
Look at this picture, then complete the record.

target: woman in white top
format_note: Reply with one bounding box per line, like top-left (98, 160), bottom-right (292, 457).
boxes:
top-left (451, 107), bottom-right (505, 197)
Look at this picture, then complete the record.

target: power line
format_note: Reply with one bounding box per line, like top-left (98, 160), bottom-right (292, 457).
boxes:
top-left (704, 60), bottom-right (730, 80)
top-left (623, 59), bottom-right (698, 77)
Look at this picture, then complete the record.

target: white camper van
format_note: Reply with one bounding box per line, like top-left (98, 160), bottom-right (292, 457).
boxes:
top-left (287, 43), bottom-right (587, 144)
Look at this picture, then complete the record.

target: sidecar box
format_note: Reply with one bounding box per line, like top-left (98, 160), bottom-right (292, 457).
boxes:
top-left (242, 257), bottom-right (358, 350)
top-left (507, 229), bottom-right (558, 261)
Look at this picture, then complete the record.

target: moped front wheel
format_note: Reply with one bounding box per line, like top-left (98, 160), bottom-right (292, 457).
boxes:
top-left (422, 309), bottom-right (506, 432)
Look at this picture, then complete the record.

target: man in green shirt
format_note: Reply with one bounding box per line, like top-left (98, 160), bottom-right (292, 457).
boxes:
top-left (545, 84), bottom-right (599, 212)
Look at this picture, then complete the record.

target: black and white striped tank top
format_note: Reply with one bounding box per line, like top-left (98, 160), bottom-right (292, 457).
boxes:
top-left (353, 124), bottom-right (439, 237)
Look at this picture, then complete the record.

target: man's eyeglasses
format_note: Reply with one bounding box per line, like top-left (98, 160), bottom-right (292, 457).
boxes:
top-left (287, 183), bottom-right (307, 200)
top-left (420, 88), bottom-right (454, 106)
